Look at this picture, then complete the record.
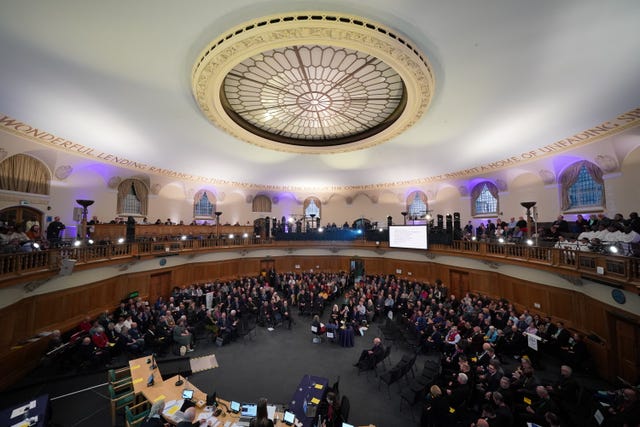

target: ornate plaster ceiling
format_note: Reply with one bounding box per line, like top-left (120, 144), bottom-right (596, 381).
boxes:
top-left (0, 1), bottom-right (639, 190)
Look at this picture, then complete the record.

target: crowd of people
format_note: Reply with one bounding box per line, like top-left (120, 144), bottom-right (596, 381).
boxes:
top-left (40, 270), bottom-right (639, 426)
top-left (338, 274), bottom-right (638, 427)
top-left (45, 271), bottom-right (350, 369)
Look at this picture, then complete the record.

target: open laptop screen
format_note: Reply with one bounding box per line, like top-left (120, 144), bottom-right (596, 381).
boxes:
top-left (241, 403), bottom-right (257, 417)
top-left (230, 401), bottom-right (241, 413)
top-left (283, 411), bottom-right (295, 424)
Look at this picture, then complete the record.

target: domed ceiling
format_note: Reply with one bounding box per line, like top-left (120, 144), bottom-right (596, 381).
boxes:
top-left (0, 1), bottom-right (639, 190)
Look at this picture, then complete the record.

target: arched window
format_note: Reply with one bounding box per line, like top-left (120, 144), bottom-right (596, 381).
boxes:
top-left (471, 181), bottom-right (499, 217)
top-left (0, 154), bottom-right (51, 195)
top-left (303, 197), bottom-right (321, 219)
top-left (560, 160), bottom-right (605, 211)
top-left (117, 179), bottom-right (148, 216)
top-left (194, 190), bottom-right (216, 218)
top-left (252, 195), bottom-right (272, 213)
top-left (406, 191), bottom-right (428, 219)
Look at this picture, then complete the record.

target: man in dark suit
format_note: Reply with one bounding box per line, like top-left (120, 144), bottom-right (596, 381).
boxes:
top-left (547, 365), bottom-right (579, 407)
top-left (353, 337), bottom-right (384, 370)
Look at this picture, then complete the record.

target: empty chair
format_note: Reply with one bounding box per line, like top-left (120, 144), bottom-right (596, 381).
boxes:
top-left (124, 400), bottom-right (151, 427)
top-left (330, 376), bottom-right (340, 397)
top-left (108, 382), bottom-right (135, 426)
top-left (378, 367), bottom-right (401, 398)
top-left (381, 345), bottom-right (392, 367)
top-left (340, 395), bottom-right (350, 423)
top-left (108, 367), bottom-right (131, 386)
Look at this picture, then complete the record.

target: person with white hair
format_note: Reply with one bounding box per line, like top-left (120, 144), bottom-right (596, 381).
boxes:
top-left (446, 372), bottom-right (470, 410)
top-left (140, 399), bottom-right (166, 427)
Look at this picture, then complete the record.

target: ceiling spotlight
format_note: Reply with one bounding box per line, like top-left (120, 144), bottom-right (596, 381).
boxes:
top-left (356, 229), bottom-right (362, 235)
top-left (88, 239), bottom-right (94, 245)
top-left (378, 228), bottom-right (383, 232)
top-left (33, 242), bottom-right (40, 249)
top-left (288, 217), bottom-right (294, 223)
top-left (242, 233), bottom-right (248, 238)
top-left (228, 234), bottom-right (234, 239)
top-left (73, 240), bottom-right (82, 247)
top-left (318, 227), bottom-right (324, 233)
top-left (526, 239), bottom-right (534, 246)
top-left (181, 235), bottom-right (187, 241)
top-left (471, 236), bottom-right (477, 241)
top-left (117, 237), bottom-right (125, 244)
top-left (498, 238), bottom-right (505, 244)
top-left (609, 246), bottom-right (619, 254)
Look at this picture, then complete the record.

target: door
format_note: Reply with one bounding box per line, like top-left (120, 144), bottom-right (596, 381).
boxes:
top-left (449, 270), bottom-right (470, 296)
top-left (612, 315), bottom-right (639, 384)
top-left (350, 258), bottom-right (365, 281)
top-left (149, 272), bottom-right (172, 303)
top-left (0, 206), bottom-right (44, 230)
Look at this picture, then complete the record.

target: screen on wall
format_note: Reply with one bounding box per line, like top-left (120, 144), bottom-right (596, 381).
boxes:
top-left (389, 225), bottom-right (428, 250)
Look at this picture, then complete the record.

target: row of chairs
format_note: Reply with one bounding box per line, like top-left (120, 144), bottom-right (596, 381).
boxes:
top-left (398, 358), bottom-right (442, 420)
top-left (107, 366), bottom-right (151, 427)
top-left (377, 352), bottom-right (418, 398)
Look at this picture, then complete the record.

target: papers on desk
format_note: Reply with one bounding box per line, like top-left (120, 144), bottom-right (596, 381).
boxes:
top-left (10, 416), bottom-right (38, 427)
top-left (267, 405), bottom-right (276, 420)
top-left (10, 400), bottom-right (36, 419)
top-left (314, 384), bottom-right (323, 390)
top-left (163, 400), bottom-right (182, 419)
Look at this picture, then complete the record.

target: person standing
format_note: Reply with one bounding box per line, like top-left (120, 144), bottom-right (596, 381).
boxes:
top-left (46, 216), bottom-right (65, 247)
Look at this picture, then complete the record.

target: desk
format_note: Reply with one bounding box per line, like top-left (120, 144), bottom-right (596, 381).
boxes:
top-left (0, 394), bottom-right (49, 427)
top-left (339, 327), bottom-right (355, 347)
top-left (289, 375), bottom-right (328, 427)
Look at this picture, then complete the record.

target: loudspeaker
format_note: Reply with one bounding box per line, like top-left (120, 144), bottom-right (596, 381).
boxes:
top-left (453, 212), bottom-right (461, 230)
top-left (445, 214), bottom-right (453, 230)
top-left (437, 214), bottom-right (444, 229)
top-left (59, 259), bottom-right (76, 276)
top-left (72, 207), bottom-right (83, 222)
top-left (387, 216), bottom-right (392, 227)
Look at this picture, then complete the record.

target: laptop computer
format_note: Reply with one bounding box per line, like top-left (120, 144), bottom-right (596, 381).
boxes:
top-left (283, 411), bottom-right (295, 425)
top-left (237, 403), bottom-right (257, 426)
top-left (230, 401), bottom-right (241, 413)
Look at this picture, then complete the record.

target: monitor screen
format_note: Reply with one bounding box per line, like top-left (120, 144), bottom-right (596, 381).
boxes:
top-left (182, 389), bottom-right (194, 400)
top-left (230, 401), bottom-right (241, 413)
top-left (389, 225), bottom-right (428, 249)
top-left (283, 411), bottom-right (295, 423)
top-left (241, 403), bottom-right (257, 417)
top-left (342, 423), bottom-right (355, 427)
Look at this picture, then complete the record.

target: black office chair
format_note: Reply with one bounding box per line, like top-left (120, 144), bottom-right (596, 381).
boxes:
top-left (330, 376), bottom-right (340, 397)
top-left (340, 395), bottom-right (350, 423)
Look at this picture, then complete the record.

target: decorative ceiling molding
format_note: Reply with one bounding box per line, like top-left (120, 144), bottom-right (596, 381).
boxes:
top-left (538, 169), bottom-right (556, 185)
top-left (191, 11), bottom-right (434, 154)
top-left (1, 108), bottom-right (639, 192)
top-left (594, 154), bottom-right (619, 173)
top-left (54, 165), bottom-right (73, 180)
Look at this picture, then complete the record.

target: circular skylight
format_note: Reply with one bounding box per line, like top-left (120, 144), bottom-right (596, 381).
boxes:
top-left (192, 12), bottom-right (434, 153)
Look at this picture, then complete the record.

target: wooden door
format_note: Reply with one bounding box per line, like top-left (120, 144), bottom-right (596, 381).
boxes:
top-left (612, 315), bottom-right (639, 383)
top-left (449, 270), bottom-right (470, 296)
top-left (149, 272), bottom-right (172, 303)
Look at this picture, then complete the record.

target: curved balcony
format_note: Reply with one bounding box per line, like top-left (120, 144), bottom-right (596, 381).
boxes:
top-left (1, 230), bottom-right (638, 293)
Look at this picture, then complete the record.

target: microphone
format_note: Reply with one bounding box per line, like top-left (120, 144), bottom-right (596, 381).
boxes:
top-left (151, 353), bottom-right (157, 370)
top-left (175, 375), bottom-right (184, 387)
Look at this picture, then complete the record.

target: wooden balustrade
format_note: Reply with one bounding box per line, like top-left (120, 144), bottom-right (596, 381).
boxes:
top-left (1, 239), bottom-right (638, 291)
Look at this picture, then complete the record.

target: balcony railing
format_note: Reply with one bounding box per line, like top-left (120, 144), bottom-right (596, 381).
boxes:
top-left (1, 238), bottom-right (638, 291)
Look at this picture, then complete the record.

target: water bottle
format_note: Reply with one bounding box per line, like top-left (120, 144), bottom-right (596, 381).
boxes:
top-left (303, 392), bottom-right (309, 415)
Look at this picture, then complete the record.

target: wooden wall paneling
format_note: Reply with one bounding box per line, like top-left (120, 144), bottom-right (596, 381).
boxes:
top-left (469, 271), bottom-right (493, 296)
top-left (547, 289), bottom-right (575, 324)
top-left (526, 284), bottom-right (549, 315)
